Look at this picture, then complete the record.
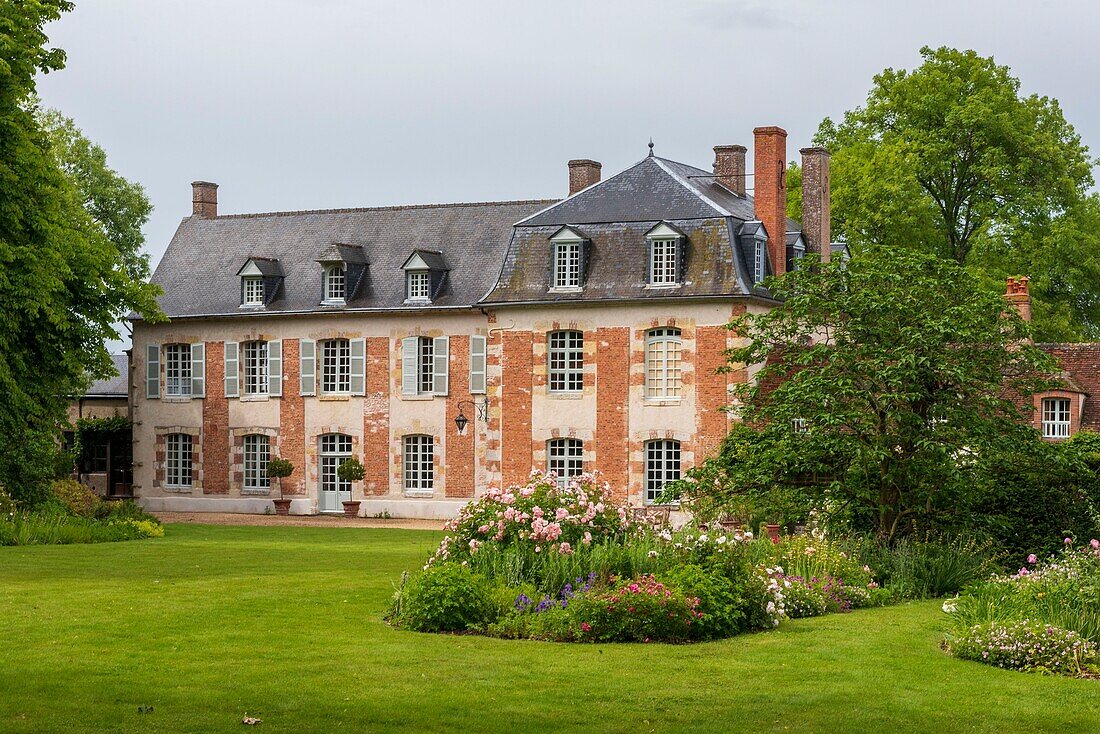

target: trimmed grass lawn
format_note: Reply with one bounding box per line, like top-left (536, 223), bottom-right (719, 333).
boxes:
top-left (2, 525), bottom-right (1098, 733)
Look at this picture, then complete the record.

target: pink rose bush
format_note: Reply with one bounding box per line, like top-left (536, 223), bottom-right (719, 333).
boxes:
top-left (427, 471), bottom-right (631, 566)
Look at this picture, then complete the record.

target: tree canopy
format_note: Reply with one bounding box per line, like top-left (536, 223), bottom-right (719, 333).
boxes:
top-left (665, 248), bottom-right (1057, 543)
top-left (789, 46), bottom-right (1100, 342)
top-left (0, 1), bottom-right (162, 503)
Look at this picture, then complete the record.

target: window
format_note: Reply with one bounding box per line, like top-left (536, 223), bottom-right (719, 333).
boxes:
top-left (645, 440), bottom-right (680, 504)
top-left (404, 435), bottom-right (434, 493)
top-left (320, 433), bottom-right (352, 497)
top-left (649, 238), bottom-right (679, 285)
top-left (753, 240), bottom-right (766, 284)
top-left (548, 330), bottom-right (583, 393)
top-left (548, 438), bottom-right (583, 486)
top-left (321, 339), bottom-right (351, 394)
top-left (166, 433), bottom-right (193, 488)
top-left (165, 344), bottom-right (192, 397)
top-left (86, 442), bottom-right (109, 473)
top-left (417, 337), bottom-right (434, 394)
top-left (407, 271), bottom-right (431, 301)
top-left (792, 418), bottom-right (809, 434)
top-left (553, 241), bottom-right (582, 288)
top-left (243, 276), bottom-right (264, 305)
top-left (243, 341), bottom-right (269, 396)
top-left (1041, 397), bottom-right (1071, 439)
top-left (243, 434), bottom-right (270, 491)
top-left (791, 240), bottom-right (806, 268)
top-left (645, 328), bottom-right (682, 399)
top-left (325, 265), bottom-right (346, 303)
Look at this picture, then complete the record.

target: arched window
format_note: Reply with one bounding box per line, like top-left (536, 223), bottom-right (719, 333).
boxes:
top-left (547, 438), bottom-right (583, 486)
top-left (645, 439), bottom-right (681, 504)
top-left (645, 328), bottom-right (682, 399)
top-left (243, 434), bottom-right (270, 491)
top-left (548, 330), bottom-right (583, 393)
top-left (324, 265), bottom-right (346, 303)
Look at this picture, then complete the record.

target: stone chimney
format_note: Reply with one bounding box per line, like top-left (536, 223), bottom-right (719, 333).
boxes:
top-left (567, 160), bottom-right (601, 196)
top-left (800, 147), bottom-right (830, 263)
top-left (754, 126), bottom-right (788, 276)
top-left (192, 181), bottom-right (218, 218)
top-left (713, 145), bottom-right (747, 197)
top-left (1005, 276), bottom-right (1032, 323)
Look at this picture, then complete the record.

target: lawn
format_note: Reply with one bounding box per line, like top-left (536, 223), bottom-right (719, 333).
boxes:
top-left (1, 525), bottom-right (1097, 733)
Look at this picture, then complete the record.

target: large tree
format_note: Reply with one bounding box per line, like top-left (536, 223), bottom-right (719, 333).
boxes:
top-left (668, 248), bottom-right (1056, 542)
top-left (790, 46), bottom-right (1099, 341)
top-left (0, 1), bottom-right (162, 503)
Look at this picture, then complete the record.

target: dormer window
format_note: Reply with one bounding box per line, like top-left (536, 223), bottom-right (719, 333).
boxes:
top-left (548, 226), bottom-right (588, 291)
top-left (242, 277), bottom-right (264, 305)
top-left (407, 271), bottom-right (430, 301)
top-left (645, 222), bottom-right (685, 286)
top-left (753, 239), bottom-right (766, 284)
top-left (324, 265), bottom-right (346, 303)
top-left (401, 250), bottom-right (448, 305)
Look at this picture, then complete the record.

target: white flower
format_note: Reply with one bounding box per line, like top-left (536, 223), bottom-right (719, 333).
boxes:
top-left (942, 599), bottom-right (958, 614)
top-left (697, 534), bottom-right (708, 543)
top-left (648, 550), bottom-right (658, 558)
top-left (717, 535), bottom-right (727, 545)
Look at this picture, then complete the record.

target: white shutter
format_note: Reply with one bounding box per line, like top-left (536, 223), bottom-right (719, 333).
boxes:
top-left (190, 343), bottom-right (206, 398)
top-left (300, 339), bottom-right (316, 396)
top-left (145, 344), bottom-right (160, 399)
top-left (349, 338), bottom-right (366, 396)
top-left (224, 342), bottom-right (239, 398)
top-left (432, 336), bottom-right (449, 396)
top-left (268, 340), bottom-right (282, 397)
top-left (469, 335), bottom-right (487, 394)
top-left (401, 336), bottom-right (418, 395)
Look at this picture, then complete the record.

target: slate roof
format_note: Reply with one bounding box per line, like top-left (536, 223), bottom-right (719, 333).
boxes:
top-left (86, 354), bottom-right (129, 398)
top-left (1036, 343), bottom-right (1100, 431)
top-left (146, 200), bottom-right (554, 318)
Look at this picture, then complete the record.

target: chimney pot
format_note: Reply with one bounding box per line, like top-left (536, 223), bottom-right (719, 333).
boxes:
top-left (1005, 276), bottom-right (1032, 323)
top-left (753, 126), bottom-right (788, 277)
top-left (713, 145), bottom-right (747, 197)
top-left (192, 181), bottom-right (218, 218)
top-left (567, 160), bottom-right (601, 196)
top-left (799, 147), bottom-right (830, 263)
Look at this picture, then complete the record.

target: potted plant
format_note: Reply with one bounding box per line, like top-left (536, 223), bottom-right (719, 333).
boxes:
top-left (266, 456), bottom-right (295, 515)
top-left (337, 457), bottom-right (365, 518)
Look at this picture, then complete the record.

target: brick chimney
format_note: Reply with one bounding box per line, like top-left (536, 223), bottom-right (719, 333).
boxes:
top-left (754, 126), bottom-right (788, 276)
top-left (192, 181), bottom-right (218, 218)
top-left (713, 145), bottom-right (747, 197)
top-left (1005, 276), bottom-right (1032, 323)
top-left (799, 147), bottom-right (830, 263)
top-left (567, 160), bottom-right (601, 196)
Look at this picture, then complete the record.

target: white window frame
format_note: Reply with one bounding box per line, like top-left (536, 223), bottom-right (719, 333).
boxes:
top-left (645, 328), bottom-right (682, 399)
top-left (164, 344), bottom-right (192, 397)
top-left (243, 434), bottom-right (270, 492)
top-left (320, 433), bottom-right (352, 497)
top-left (166, 433), bottom-right (193, 488)
top-left (645, 439), bottom-right (681, 504)
top-left (407, 270), bottom-right (431, 301)
top-left (553, 240), bottom-right (582, 289)
top-left (242, 341), bottom-right (269, 396)
top-left (1041, 397), bottom-right (1071, 439)
top-left (320, 338), bottom-right (351, 395)
top-left (324, 264), bottom-right (346, 303)
top-left (403, 435), bottom-right (434, 494)
top-left (242, 276), bottom-right (264, 306)
top-left (417, 337), bottom-right (435, 394)
top-left (649, 238), bottom-right (679, 285)
top-left (548, 438), bottom-right (583, 486)
top-left (753, 238), bottom-right (766, 284)
top-left (548, 330), bottom-right (584, 393)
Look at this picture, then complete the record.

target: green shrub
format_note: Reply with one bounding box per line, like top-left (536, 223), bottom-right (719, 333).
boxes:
top-left (779, 578), bottom-right (830, 619)
top-left (563, 575), bottom-right (701, 643)
top-left (949, 621), bottom-right (1098, 676)
top-left (663, 563), bottom-right (746, 639)
top-left (846, 535), bottom-right (1000, 598)
top-left (51, 479), bottom-right (103, 518)
top-left (392, 564), bottom-right (498, 632)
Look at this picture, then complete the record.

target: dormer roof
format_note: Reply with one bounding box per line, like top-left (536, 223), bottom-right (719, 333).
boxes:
top-left (315, 243), bottom-right (367, 265)
top-left (549, 225), bottom-right (588, 242)
top-left (235, 257), bottom-right (284, 278)
top-left (646, 221), bottom-right (686, 239)
top-left (401, 249), bottom-right (448, 271)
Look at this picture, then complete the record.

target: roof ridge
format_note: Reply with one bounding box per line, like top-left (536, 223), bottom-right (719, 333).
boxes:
top-left (207, 198), bottom-right (559, 221)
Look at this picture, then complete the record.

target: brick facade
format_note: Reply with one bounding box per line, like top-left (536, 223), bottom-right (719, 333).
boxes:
top-left (201, 341), bottom-right (229, 494)
top-left (363, 336), bottom-right (390, 495)
top-left (754, 126), bottom-right (788, 276)
top-left (278, 338), bottom-right (306, 495)
top-left (444, 335), bottom-right (475, 498)
top-left (501, 331), bottom-right (534, 487)
top-left (595, 327), bottom-right (630, 500)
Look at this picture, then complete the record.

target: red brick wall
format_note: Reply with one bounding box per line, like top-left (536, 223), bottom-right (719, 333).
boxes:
top-left (501, 331), bottom-right (533, 487)
top-left (201, 341), bottom-right (229, 494)
top-left (595, 327), bottom-right (629, 499)
top-left (754, 126), bottom-right (788, 275)
top-left (363, 337), bottom-right (390, 496)
top-left (1037, 343), bottom-right (1100, 433)
top-left (695, 325), bottom-right (730, 461)
top-left (445, 335), bottom-right (475, 497)
top-left (279, 338), bottom-right (306, 495)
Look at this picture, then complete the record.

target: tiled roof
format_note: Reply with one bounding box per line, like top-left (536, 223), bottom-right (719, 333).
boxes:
top-left (86, 354), bottom-right (128, 397)
top-left (146, 200), bottom-right (554, 318)
top-left (1037, 342), bottom-right (1100, 431)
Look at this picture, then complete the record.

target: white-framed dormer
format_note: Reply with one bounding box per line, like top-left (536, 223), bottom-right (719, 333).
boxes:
top-left (235, 257), bottom-right (283, 309)
top-left (323, 263), bottom-right (346, 305)
top-left (549, 225), bottom-right (586, 292)
top-left (645, 222), bottom-right (685, 288)
top-left (401, 250), bottom-right (448, 305)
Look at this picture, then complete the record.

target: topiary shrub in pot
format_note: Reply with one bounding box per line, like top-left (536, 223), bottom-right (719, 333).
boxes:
top-left (266, 457), bottom-right (295, 515)
top-left (337, 457), bottom-right (365, 517)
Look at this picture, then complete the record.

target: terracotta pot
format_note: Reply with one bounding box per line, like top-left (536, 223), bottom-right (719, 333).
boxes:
top-left (342, 500), bottom-right (362, 518)
top-left (272, 498), bottom-right (292, 516)
top-left (765, 523), bottom-right (782, 545)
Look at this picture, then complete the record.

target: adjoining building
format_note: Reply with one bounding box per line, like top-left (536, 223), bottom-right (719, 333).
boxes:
top-left (66, 354), bottom-right (134, 498)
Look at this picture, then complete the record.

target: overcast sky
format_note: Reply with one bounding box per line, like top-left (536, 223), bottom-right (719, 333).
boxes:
top-left (36, 0), bottom-right (1100, 319)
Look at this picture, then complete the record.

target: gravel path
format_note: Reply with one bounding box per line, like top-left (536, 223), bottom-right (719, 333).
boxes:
top-left (153, 511), bottom-right (445, 531)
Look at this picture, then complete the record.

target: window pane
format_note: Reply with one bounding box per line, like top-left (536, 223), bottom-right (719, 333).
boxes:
top-left (243, 341), bottom-right (269, 395)
top-left (243, 434), bottom-right (270, 490)
top-left (320, 434), bottom-right (352, 495)
top-left (1042, 398), bottom-right (1071, 438)
top-left (166, 433), bottom-right (193, 487)
top-left (244, 277), bottom-right (264, 305)
top-left (645, 440), bottom-right (680, 504)
top-left (548, 330), bottom-right (583, 392)
top-left (408, 271), bottom-right (430, 300)
top-left (326, 266), bottom-right (346, 301)
top-left (645, 328), bottom-right (682, 399)
top-left (165, 344), bottom-right (192, 397)
top-left (404, 435), bottom-right (434, 492)
top-left (650, 238), bottom-right (678, 284)
top-left (554, 242), bottom-right (581, 288)
top-left (418, 337), bottom-right (434, 394)
top-left (548, 438), bottom-right (583, 486)
top-left (321, 339), bottom-right (351, 393)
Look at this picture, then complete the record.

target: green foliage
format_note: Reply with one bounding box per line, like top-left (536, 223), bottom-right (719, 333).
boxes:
top-left (391, 564), bottom-right (498, 633)
top-left (805, 46), bottom-right (1099, 340)
top-left (846, 535), bottom-right (1001, 598)
top-left (336, 457), bottom-right (366, 482)
top-left (662, 563), bottom-right (746, 638)
top-left (563, 575), bottom-right (702, 643)
top-left (949, 621), bottom-right (1098, 677)
top-left (50, 478), bottom-right (101, 518)
top-left (0, 2), bottom-right (162, 505)
top-left (72, 416), bottom-right (130, 469)
top-left (0, 512), bottom-right (161, 546)
top-left (265, 457), bottom-right (294, 479)
top-left (673, 247), bottom-right (1056, 542)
